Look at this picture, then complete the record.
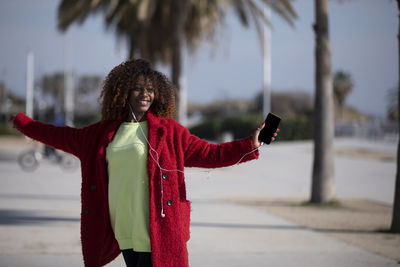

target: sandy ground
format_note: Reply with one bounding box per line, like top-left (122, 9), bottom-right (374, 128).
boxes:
top-left (230, 197), bottom-right (400, 263)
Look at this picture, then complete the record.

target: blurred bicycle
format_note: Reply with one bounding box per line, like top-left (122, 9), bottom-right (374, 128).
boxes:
top-left (18, 142), bottom-right (79, 172)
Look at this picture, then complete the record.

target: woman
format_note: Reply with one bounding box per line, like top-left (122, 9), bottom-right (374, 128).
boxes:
top-left (11, 59), bottom-right (277, 267)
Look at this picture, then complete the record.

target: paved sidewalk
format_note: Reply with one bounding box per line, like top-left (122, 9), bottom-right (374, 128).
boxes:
top-left (188, 200), bottom-right (398, 267)
top-left (0, 137), bottom-right (397, 266)
top-left (1, 199), bottom-right (397, 267)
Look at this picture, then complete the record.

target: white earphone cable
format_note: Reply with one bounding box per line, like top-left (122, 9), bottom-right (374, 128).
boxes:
top-left (128, 104), bottom-right (260, 218)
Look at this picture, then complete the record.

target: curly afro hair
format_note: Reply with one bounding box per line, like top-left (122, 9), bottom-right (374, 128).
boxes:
top-left (99, 59), bottom-right (176, 120)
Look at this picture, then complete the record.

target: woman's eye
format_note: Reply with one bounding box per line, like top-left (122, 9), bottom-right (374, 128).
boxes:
top-left (133, 86), bottom-right (153, 93)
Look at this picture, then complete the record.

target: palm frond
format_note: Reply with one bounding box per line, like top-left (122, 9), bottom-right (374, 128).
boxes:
top-left (57, 0), bottom-right (106, 31)
top-left (261, 0), bottom-right (296, 26)
top-left (232, 0), bottom-right (250, 27)
top-left (57, 0), bottom-right (296, 63)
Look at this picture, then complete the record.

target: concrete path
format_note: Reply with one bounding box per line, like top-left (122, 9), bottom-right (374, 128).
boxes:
top-left (0, 137), bottom-right (397, 266)
top-left (188, 200), bottom-right (397, 267)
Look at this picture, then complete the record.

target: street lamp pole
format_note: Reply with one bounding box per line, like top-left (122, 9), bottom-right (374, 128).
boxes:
top-left (26, 51), bottom-right (34, 118)
top-left (64, 32), bottom-right (74, 126)
top-left (263, 6), bottom-right (272, 116)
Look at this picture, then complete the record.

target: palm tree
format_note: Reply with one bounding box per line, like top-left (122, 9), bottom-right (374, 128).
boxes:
top-left (387, 87), bottom-right (398, 121)
top-left (333, 70), bottom-right (353, 120)
top-left (310, 0), bottom-right (335, 203)
top-left (76, 75), bottom-right (103, 96)
top-left (0, 82), bottom-right (6, 107)
top-left (390, 0), bottom-right (400, 233)
top-left (57, 0), bottom-right (296, 122)
top-left (40, 73), bottom-right (65, 113)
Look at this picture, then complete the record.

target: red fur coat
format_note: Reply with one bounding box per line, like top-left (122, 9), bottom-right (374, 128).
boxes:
top-left (14, 111), bottom-right (259, 267)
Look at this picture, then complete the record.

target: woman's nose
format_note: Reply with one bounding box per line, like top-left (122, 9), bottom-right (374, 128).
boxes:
top-left (138, 88), bottom-right (146, 96)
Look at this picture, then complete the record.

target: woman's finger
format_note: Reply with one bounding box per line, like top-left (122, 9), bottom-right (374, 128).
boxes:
top-left (254, 123), bottom-right (264, 137)
top-left (253, 122), bottom-right (266, 148)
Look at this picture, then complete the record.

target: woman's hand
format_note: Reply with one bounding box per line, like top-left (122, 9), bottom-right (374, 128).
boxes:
top-left (252, 123), bottom-right (279, 149)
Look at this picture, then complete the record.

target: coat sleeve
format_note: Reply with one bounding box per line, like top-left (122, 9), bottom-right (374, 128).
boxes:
top-left (182, 126), bottom-right (259, 168)
top-left (13, 113), bottom-right (84, 158)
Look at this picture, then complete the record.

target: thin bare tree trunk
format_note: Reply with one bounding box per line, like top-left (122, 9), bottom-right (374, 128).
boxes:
top-left (129, 39), bottom-right (135, 60)
top-left (172, 39), bottom-right (182, 122)
top-left (339, 103), bottom-right (344, 120)
top-left (170, 0), bottom-right (189, 123)
top-left (311, 0), bottom-right (335, 203)
top-left (390, 0), bottom-right (400, 233)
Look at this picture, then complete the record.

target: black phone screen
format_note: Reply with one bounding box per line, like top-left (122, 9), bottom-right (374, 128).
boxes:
top-left (258, 113), bottom-right (281, 144)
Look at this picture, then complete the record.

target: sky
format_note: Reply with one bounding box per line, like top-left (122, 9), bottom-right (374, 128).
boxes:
top-left (0, 0), bottom-right (397, 118)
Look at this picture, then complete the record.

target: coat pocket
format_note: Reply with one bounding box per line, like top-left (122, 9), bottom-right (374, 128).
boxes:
top-left (180, 200), bottom-right (191, 242)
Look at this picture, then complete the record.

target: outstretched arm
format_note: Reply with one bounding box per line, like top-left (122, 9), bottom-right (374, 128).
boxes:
top-left (11, 113), bottom-right (83, 158)
top-left (183, 134), bottom-right (258, 169)
top-left (183, 122), bottom-right (279, 169)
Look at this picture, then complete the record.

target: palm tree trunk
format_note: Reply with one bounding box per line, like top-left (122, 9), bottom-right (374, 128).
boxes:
top-left (56, 89), bottom-right (64, 113)
top-left (390, 0), bottom-right (400, 233)
top-left (172, 38), bottom-right (182, 122)
top-left (129, 37), bottom-right (135, 60)
top-left (170, 0), bottom-right (189, 123)
top-left (339, 103), bottom-right (344, 120)
top-left (311, 0), bottom-right (335, 203)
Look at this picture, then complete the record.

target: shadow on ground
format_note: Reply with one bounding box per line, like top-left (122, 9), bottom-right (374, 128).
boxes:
top-left (0, 209), bottom-right (79, 225)
top-left (190, 221), bottom-right (387, 235)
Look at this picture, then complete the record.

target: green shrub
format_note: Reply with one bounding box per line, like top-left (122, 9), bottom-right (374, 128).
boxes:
top-left (189, 118), bottom-right (223, 141)
top-left (0, 123), bottom-right (20, 136)
top-left (74, 113), bottom-right (101, 128)
top-left (221, 113), bottom-right (264, 139)
top-left (189, 113), bottom-right (313, 141)
top-left (278, 115), bottom-right (313, 140)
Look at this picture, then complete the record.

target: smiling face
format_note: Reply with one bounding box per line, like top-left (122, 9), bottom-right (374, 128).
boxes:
top-left (127, 75), bottom-right (155, 122)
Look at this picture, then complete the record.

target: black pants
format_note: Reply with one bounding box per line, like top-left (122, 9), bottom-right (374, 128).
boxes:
top-left (121, 249), bottom-right (152, 267)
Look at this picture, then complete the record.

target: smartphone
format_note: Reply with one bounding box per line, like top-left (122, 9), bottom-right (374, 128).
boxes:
top-left (258, 113), bottom-right (281, 145)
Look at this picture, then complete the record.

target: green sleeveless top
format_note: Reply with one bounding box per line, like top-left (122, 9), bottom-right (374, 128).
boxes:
top-left (106, 121), bottom-right (151, 252)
